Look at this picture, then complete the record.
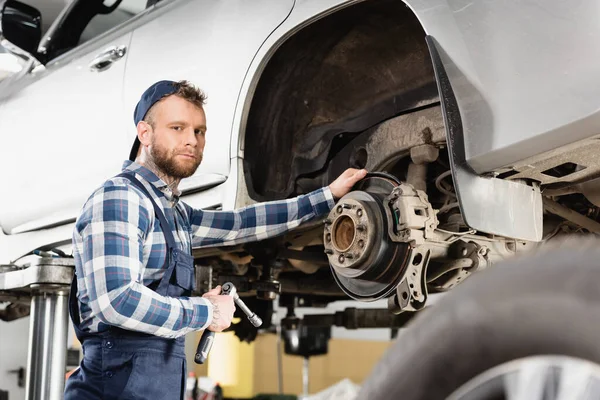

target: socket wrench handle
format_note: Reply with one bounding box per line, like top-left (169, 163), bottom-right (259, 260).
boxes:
top-left (234, 297), bottom-right (262, 327)
top-left (194, 282), bottom-right (263, 364)
top-left (222, 282), bottom-right (262, 327)
top-left (194, 330), bottom-right (215, 364)
top-left (194, 283), bottom-right (235, 364)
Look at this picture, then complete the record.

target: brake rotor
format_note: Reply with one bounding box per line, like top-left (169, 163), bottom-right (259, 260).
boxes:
top-left (324, 173), bottom-right (412, 301)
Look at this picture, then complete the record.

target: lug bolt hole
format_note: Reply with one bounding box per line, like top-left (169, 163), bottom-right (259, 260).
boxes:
top-left (412, 253), bottom-right (423, 266)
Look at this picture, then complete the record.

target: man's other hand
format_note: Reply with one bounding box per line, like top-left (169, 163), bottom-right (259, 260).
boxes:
top-left (202, 285), bottom-right (235, 332)
top-left (329, 168), bottom-right (368, 199)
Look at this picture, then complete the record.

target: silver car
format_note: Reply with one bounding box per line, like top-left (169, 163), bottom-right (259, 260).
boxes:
top-left (2, 0), bottom-right (600, 398)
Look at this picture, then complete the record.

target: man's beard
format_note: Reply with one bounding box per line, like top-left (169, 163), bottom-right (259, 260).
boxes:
top-left (150, 140), bottom-right (202, 179)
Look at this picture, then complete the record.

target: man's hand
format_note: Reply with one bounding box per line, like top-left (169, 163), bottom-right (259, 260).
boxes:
top-left (202, 285), bottom-right (235, 332)
top-left (329, 168), bottom-right (368, 199)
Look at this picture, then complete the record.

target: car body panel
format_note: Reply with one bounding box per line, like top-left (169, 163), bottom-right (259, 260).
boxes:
top-left (0, 178), bottom-right (228, 266)
top-left (0, 0), bottom-right (597, 260)
top-left (227, 0), bottom-right (364, 211)
top-left (229, 0), bottom-right (547, 240)
top-left (0, 30), bottom-right (134, 234)
top-left (399, 0), bottom-right (600, 240)
top-left (0, 0), bottom-right (295, 264)
top-left (426, 35), bottom-right (543, 241)
top-left (122, 0), bottom-right (295, 183)
top-left (0, 0), bottom-right (294, 238)
top-left (403, 0), bottom-right (600, 174)
top-left (230, 0), bottom-right (362, 159)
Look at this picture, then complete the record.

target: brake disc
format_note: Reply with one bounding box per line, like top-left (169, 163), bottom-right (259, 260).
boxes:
top-left (324, 173), bottom-right (412, 301)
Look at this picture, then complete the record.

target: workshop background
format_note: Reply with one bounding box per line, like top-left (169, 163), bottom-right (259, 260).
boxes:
top-left (1, 299), bottom-right (395, 399)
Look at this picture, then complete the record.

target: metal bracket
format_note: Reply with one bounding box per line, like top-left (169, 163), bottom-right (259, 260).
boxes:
top-left (388, 249), bottom-right (430, 314)
top-left (0, 257), bottom-right (73, 294)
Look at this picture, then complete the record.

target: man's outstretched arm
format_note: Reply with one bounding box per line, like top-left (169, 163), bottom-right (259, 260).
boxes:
top-left (189, 168), bottom-right (367, 247)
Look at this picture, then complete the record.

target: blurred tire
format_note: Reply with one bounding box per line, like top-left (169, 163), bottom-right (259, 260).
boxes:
top-left (359, 237), bottom-right (600, 399)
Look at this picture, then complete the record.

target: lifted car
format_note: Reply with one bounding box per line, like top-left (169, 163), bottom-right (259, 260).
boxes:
top-left (2, 0), bottom-right (600, 397)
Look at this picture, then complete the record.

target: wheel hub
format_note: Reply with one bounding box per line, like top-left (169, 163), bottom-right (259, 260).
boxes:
top-left (323, 174), bottom-right (412, 301)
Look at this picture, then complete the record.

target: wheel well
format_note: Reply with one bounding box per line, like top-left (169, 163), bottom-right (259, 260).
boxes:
top-left (243, 0), bottom-right (439, 201)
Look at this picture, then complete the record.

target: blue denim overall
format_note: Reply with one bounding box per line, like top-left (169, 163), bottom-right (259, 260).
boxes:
top-left (65, 172), bottom-right (196, 400)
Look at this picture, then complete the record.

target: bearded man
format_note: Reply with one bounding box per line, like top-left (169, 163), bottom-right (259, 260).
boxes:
top-left (64, 80), bottom-right (366, 399)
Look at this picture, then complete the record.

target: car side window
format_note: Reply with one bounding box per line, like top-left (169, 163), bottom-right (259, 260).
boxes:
top-left (39, 0), bottom-right (154, 62)
top-left (79, 0), bottom-right (146, 45)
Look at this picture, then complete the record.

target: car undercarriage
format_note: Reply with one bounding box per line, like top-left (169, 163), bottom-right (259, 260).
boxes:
top-left (191, 99), bottom-right (599, 344)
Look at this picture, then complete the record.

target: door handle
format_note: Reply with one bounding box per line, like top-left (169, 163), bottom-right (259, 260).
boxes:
top-left (89, 45), bottom-right (127, 72)
top-left (8, 367), bottom-right (25, 388)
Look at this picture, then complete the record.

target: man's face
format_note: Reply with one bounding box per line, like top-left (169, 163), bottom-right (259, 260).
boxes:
top-left (145, 95), bottom-right (206, 179)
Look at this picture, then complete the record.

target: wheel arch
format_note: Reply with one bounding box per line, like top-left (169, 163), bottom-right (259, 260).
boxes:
top-left (236, 0), bottom-right (439, 202)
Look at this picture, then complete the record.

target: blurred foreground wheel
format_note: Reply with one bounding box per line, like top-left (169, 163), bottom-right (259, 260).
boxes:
top-left (359, 240), bottom-right (600, 400)
top-left (448, 356), bottom-right (600, 400)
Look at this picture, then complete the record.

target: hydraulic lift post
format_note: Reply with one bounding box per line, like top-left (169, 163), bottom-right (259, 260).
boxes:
top-left (0, 257), bottom-right (74, 400)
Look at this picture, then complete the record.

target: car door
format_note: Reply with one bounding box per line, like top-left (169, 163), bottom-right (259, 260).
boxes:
top-left (0, 0), bottom-right (151, 234)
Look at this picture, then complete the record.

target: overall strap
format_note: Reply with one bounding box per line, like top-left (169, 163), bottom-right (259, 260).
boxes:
top-left (116, 172), bottom-right (178, 250)
top-left (116, 172), bottom-right (180, 294)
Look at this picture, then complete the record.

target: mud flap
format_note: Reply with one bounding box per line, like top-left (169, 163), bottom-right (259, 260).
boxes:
top-left (425, 35), bottom-right (543, 242)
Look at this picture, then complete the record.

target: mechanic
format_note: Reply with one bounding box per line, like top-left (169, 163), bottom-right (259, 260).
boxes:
top-left (64, 80), bottom-right (366, 399)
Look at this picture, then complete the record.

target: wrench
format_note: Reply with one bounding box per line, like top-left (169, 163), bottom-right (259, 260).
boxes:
top-left (194, 282), bottom-right (262, 364)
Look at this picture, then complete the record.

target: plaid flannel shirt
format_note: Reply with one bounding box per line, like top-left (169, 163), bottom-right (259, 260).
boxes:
top-left (72, 161), bottom-right (335, 338)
